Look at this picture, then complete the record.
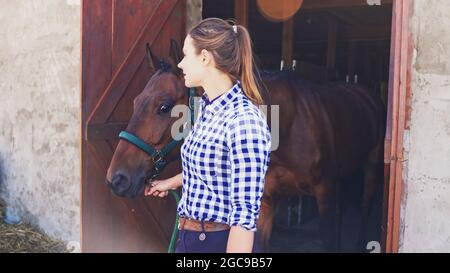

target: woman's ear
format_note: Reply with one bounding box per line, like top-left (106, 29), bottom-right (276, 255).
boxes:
top-left (201, 49), bottom-right (211, 65)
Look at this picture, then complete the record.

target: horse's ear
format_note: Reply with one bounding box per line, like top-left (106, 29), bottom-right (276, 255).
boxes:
top-left (169, 39), bottom-right (182, 65)
top-left (168, 39), bottom-right (183, 76)
top-left (146, 43), bottom-right (160, 73)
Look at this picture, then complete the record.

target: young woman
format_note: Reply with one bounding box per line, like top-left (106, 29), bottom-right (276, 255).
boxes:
top-left (145, 18), bottom-right (271, 253)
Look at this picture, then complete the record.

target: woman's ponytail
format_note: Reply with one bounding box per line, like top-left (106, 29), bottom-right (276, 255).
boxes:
top-left (235, 25), bottom-right (264, 105)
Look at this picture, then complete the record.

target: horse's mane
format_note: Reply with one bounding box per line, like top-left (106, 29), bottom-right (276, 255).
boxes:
top-left (257, 69), bottom-right (313, 104)
top-left (259, 69), bottom-right (292, 81)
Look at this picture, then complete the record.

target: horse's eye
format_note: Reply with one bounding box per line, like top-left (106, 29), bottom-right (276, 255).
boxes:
top-left (158, 103), bottom-right (173, 115)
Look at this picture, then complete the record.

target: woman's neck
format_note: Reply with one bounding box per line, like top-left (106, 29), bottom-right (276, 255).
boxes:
top-left (201, 72), bottom-right (234, 101)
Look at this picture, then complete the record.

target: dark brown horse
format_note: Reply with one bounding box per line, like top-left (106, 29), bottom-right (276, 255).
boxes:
top-left (106, 40), bottom-right (385, 252)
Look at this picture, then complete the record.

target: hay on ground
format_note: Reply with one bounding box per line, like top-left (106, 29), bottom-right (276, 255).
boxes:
top-left (0, 198), bottom-right (67, 253)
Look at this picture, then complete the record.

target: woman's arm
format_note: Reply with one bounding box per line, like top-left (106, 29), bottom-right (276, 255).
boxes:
top-left (226, 226), bottom-right (254, 253)
top-left (225, 113), bottom-right (272, 253)
top-left (168, 173), bottom-right (183, 189)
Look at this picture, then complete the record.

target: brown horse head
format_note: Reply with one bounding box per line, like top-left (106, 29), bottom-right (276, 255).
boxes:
top-left (106, 40), bottom-right (192, 198)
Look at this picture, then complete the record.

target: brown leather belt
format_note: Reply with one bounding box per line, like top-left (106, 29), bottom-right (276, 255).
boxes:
top-left (178, 217), bottom-right (231, 232)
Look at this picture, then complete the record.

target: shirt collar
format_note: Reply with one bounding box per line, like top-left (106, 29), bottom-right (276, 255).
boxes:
top-left (203, 93), bottom-right (223, 106)
top-left (200, 80), bottom-right (242, 115)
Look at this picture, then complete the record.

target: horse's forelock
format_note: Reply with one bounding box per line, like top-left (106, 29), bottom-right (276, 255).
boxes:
top-left (156, 58), bottom-right (183, 77)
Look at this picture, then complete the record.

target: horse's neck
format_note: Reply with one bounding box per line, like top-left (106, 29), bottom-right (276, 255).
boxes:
top-left (192, 86), bottom-right (204, 97)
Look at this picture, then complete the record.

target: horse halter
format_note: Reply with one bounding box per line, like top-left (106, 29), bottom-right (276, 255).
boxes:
top-left (118, 87), bottom-right (196, 182)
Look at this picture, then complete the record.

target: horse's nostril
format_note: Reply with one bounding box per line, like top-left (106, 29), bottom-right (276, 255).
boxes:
top-left (111, 173), bottom-right (131, 193)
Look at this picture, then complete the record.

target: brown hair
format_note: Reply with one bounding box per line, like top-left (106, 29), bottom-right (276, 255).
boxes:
top-left (188, 18), bottom-right (264, 105)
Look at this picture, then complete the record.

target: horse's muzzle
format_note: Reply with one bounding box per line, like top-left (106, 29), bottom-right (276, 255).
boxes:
top-left (109, 172), bottom-right (132, 196)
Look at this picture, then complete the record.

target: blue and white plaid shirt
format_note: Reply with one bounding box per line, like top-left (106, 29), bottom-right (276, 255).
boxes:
top-left (178, 81), bottom-right (271, 231)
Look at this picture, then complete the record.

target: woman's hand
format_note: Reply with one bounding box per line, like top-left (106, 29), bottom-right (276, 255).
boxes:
top-left (144, 179), bottom-right (173, 198)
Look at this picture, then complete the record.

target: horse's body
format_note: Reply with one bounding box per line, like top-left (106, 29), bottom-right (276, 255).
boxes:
top-left (106, 41), bottom-right (385, 252)
top-left (256, 70), bottom-right (385, 251)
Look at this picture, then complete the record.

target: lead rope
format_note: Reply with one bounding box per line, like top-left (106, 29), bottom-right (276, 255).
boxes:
top-left (168, 190), bottom-right (181, 253)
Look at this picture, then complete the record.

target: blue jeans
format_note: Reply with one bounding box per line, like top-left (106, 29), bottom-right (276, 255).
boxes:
top-left (175, 229), bottom-right (265, 253)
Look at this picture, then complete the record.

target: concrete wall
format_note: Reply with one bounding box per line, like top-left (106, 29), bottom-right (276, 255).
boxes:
top-left (400, 0), bottom-right (450, 252)
top-left (0, 0), bottom-right (80, 242)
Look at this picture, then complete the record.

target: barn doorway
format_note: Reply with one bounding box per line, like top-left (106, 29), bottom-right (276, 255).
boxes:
top-left (202, 0), bottom-right (393, 253)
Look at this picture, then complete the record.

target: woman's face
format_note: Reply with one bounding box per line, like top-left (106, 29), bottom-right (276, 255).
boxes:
top-left (177, 35), bottom-right (207, 88)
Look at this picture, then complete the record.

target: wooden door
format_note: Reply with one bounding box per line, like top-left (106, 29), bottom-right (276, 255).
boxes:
top-left (81, 0), bottom-right (186, 252)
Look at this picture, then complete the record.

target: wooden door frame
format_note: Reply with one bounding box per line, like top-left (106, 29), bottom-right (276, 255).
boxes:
top-left (384, 0), bottom-right (413, 253)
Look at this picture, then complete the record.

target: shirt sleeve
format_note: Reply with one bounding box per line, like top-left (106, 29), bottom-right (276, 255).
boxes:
top-left (226, 112), bottom-right (271, 231)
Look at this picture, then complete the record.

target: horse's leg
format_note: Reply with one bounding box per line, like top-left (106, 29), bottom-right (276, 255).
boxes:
top-left (257, 195), bottom-right (275, 252)
top-left (360, 140), bottom-right (384, 251)
top-left (256, 166), bottom-right (279, 252)
top-left (314, 181), bottom-right (338, 252)
top-left (257, 164), bottom-right (298, 252)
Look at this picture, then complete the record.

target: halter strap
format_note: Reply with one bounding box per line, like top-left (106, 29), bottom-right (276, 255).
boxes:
top-left (118, 87), bottom-right (197, 180)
